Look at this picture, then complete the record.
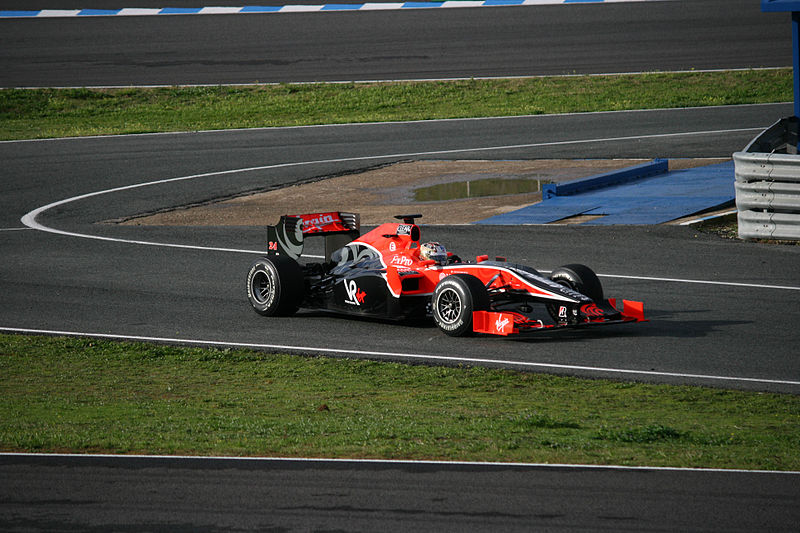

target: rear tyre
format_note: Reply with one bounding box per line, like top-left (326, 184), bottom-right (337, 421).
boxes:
top-left (432, 274), bottom-right (489, 337)
top-left (549, 263), bottom-right (603, 301)
top-left (247, 256), bottom-right (304, 316)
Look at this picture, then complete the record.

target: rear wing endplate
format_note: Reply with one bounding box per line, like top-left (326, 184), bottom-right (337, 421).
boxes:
top-left (267, 211), bottom-right (360, 261)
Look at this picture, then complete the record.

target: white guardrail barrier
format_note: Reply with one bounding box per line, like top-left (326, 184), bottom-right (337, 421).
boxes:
top-left (733, 117), bottom-right (800, 241)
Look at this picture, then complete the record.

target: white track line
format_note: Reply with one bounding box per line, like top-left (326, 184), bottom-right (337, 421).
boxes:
top-left (8, 68), bottom-right (788, 91)
top-left (20, 125), bottom-right (764, 249)
top-left (599, 274), bottom-right (800, 292)
top-left (19, 124), bottom-right (800, 293)
top-left (679, 209), bottom-right (738, 226)
top-left (1, 326), bottom-right (799, 388)
top-left (2, 452), bottom-right (798, 475)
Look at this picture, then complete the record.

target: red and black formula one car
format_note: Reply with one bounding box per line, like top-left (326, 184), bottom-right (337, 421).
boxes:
top-left (246, 212), bottom-right (645, 336)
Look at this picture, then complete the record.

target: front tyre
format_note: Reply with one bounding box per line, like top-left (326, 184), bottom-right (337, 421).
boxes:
top-left (432, 274), bottom-right (489, 337)
top-left (549, 263), bottom-right (603, 301)
top-left (246, 256), bottom-right (304, 316)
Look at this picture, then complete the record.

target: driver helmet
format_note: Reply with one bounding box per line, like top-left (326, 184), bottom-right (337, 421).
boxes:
top-left (420, 241), bottom-right (448, 266)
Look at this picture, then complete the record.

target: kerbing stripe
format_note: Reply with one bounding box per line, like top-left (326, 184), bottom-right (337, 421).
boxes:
top-left (322, 3), bottom-right (368, 9)
top-left (77, 9), bottom-right (123, 16)
top-left (160, 7), bottom-right (204, 14)
top-left (0, 0), bottom-right (671, 18)
top-left (38, 9), bottom-right (81, 17)
top-left (118, 8), bottom-right (163, 16)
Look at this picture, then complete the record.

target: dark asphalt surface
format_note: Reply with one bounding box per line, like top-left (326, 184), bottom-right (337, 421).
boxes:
top-left (2, 2), bottom-right (799, 530)
top-left (2, 454), bottom-right (799, 532)
top-left (0, 0), bottom-right (790, 86)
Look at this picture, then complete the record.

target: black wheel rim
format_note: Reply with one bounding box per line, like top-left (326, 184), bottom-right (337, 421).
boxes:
top-left (437, 287), bottom-right (462, 324)
top-left (251, 270), bottom-right (273, 305)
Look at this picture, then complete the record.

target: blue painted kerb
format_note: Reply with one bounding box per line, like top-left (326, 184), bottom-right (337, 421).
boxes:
top-left (761, 0), bottom-right (800, 12)
top-left (541, 158), bottom-right (668, 200)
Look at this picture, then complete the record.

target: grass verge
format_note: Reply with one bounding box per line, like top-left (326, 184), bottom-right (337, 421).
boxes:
top-left (0, 69), bottom-right (791, 140)
top-left (2, 334), bottom-right (798, 469)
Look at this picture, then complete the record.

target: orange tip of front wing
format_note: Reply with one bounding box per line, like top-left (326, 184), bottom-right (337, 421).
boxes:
top-left (620, 299), bottom-right (646, 322)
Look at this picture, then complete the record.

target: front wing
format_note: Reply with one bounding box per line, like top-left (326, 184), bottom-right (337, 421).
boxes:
top-left (473, 299), bottom-right (646, 336)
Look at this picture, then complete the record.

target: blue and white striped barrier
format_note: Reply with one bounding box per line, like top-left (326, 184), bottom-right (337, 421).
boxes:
top-left (1, 0), bottom-right (668, 18)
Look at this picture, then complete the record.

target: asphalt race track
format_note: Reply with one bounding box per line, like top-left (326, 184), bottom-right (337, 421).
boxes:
top-left (3, 103), bottom-right (799, 393)
top-left (0, 0), bottom-right (790, 86)
top-left (3, 105), bottom-right (800, 530)
top-left (2, 454), bottom-right (799, 532)
top-left (2, 1), bottom-right (800, 530)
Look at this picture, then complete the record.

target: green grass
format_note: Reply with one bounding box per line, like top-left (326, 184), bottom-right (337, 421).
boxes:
top-left (2, 334), bottom-right (798, 469)
top-left (0, 69), bottom-right (791, 140)
top-left (2, 70), bottom-right (796, 465)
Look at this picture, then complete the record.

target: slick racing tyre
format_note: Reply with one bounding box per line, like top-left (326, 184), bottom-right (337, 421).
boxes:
top-left (247, 256), bottom-right (304, 316)
top-left (432, 274), bottom-right (489, 337)
top-left (549, 264), bottom-right (603, 301)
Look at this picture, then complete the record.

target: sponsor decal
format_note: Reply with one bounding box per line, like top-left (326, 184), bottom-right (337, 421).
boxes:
top-left (495, 315), bottom-right (510, 333)
top-left (344, 279), bottom-right (366, 306)
top-left (581, 303), bottom-right (605, 317)
top-left (389, 241), bottom-right (397, 251)
top-left (297, 212), bottom-right (347, 234)
top-left (390, 255), bottom-right (413, 267)
top-left (473, 311), bottom-right (515, 335)
top-left (303, 213), bottom-right (338, 227)
top-left (397, 224), bottom-right (412, 236)
top-left (248, 265), bottom-right (275, 308)
top-left (439, 321), bottom-right (461, 331)
top-left (559, 306), bottom-right (567, 319)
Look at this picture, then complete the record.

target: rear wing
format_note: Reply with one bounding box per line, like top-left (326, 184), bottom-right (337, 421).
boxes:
top-left (267, 211), bottom-right (360, 261)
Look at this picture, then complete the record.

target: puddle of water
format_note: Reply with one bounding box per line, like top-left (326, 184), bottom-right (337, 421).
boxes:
top-left (414, 178), bottom-right (550, 202)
